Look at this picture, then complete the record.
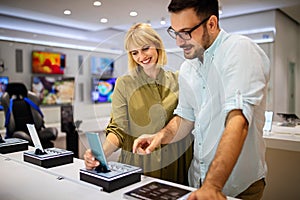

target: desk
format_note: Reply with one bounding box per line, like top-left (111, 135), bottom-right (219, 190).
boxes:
top-left (1, 149), bottom-right (238, 200)
top-left (263, 132), bottom-right (300, 152)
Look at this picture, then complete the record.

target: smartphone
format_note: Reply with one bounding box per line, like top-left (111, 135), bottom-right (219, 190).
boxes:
top-left (85, 132), bottom-right (110, 172)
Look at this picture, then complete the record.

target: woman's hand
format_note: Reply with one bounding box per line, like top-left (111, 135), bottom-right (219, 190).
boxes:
top-left (83, 149), bottom-right (100, 169)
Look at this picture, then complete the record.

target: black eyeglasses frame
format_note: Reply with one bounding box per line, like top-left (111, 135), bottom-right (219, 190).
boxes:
top-left (167, 16), bottom-right (211, 40)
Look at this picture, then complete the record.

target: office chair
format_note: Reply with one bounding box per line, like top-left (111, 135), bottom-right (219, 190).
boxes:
top-left (1, 82), bottom-right (58, 148)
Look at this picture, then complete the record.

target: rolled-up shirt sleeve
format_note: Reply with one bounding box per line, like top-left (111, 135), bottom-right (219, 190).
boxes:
top-left (222, 37), bottom-right (270, 125)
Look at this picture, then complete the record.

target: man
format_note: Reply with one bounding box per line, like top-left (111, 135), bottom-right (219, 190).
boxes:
top-left (133, 0), bottom-right (270, 199)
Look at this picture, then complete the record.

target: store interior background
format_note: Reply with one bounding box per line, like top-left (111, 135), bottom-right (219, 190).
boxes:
top-left (0, 0), bottom-right (300, 125)
top-left (0, 0), bottom-right (300, 199)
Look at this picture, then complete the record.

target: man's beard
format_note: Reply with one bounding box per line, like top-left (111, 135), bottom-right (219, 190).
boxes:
top-left (183, 27), bottom-right (209, 61)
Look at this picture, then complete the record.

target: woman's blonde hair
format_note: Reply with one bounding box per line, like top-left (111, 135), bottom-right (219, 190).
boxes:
top-left (124, 23), bottom-right (167, 74)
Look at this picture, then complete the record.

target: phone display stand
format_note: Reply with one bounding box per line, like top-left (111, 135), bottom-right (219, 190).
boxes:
top-left (0, 137), bottom-right (29, 154)
top-left (80, 132), bottom-right (142, 192)
top-left (61, 105), bottom-right (79, 158)
top-left (23, 124), bottom-right (74, 168)
top-left (23, 147), bottom-right (74, 168)
top-left (80, 161), bottom-right (142, 192)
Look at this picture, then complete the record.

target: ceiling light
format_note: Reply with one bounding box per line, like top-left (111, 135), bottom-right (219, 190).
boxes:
top-left (100, 18), bottom-right (108, 23)
top-left (63, 9), bottom-right (71, 15)
top-left (93, 1), bottom-right (101, 6)
top-left (160, 17), bottom-right (166, 25)
top-left (129, 11), bottom-right (138, 17)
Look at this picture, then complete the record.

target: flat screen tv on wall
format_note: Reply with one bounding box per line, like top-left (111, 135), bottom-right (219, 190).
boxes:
top-left (31, 76), bottom-right (75, 106)
top-left (32, 51), bottom-right (66, 74)
top-left (91, 77), bottom-right (116, 103)
top-left (90, 57), bottom-right (114, 77)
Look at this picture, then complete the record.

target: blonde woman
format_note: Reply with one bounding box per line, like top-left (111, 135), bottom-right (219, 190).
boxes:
top-left (84, 23), bottom-right (193, 185)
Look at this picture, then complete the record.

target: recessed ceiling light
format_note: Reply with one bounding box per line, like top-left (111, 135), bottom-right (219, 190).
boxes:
top-left (129, 11), bottom-right (138, 17)
top-left (64, 9), bottom-right (71, 15)
top-left (100, 18), bottom-right (108, 23)
top-left (93, 1), bottom-right (102, 6)
top-left (160, 17), bottom-right (166, 25)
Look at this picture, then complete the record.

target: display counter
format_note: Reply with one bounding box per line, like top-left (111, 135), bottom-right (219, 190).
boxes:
top-left (0, 148), bottom-right (238, 200)
top-left (262, 124), bottom-right (300, 200)
top-left (2, 119), bottom-right (299, 199)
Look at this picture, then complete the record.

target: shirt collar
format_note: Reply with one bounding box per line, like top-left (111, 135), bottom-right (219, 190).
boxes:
top-left (204, 29), bottom-right (227, 58)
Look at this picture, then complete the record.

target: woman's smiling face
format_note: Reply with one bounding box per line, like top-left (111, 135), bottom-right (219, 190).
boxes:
top-left (129, 43), bottom-right (159, 70)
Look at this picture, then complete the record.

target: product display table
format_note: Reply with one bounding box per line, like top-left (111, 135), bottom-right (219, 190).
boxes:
top-left (0, 148), bottom-right (239, 200)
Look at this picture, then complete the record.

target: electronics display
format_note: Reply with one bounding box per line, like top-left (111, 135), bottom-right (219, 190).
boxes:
top-left (0, 137), bottom-right (28, 154)
top-left (0, 76), bottom-right (9, 100)
top-left (31, 76), bottom-right (75, 106)
top-left (86, 132), bottom-right (110, 172)
top-left (277, 113), bottom-right (299, 126)
top-left (91, 77), bottom-right (116, 103)
top-left (123, 181), bottom-right (192, 200)
top-left (90, 56), bottom-right (114, 77)
top-left (32, 50), bottom-right (66, 74)
top-left (80, 132), bottom-right (142, 192)
top-left (24, 124), bottom-right (73, 168)
top-left (277, 113), bottom-right (299, 121)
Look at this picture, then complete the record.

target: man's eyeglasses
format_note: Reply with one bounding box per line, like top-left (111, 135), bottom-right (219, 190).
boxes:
top-left (167, 16), bottom-right (211, 40)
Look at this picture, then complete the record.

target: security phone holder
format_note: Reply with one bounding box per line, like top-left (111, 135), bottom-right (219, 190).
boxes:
top-left (79, 132), bottom-right (142, 192)
top-left (61, 104), bottom-right (80, 158)
top-left (23, 124), bottom-right (73, 168)
top-left (0, 134), bottom-right (28, 154)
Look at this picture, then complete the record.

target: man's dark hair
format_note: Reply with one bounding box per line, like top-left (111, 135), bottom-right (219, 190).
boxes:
top-left (168, 0), bottom-right (219, 20)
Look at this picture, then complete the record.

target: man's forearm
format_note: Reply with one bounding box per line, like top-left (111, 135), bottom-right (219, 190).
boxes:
top-left (160, 115), bottom-right (194, 144)
top-left (203, 110), bottom-right (248, 190)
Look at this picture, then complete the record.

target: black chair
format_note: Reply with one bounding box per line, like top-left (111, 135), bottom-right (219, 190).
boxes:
top-left (1, 82), bottom-right (58, 148)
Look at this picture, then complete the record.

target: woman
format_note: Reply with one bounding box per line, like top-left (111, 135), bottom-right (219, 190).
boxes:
top-left (84, 23), bottom-right (193, 185)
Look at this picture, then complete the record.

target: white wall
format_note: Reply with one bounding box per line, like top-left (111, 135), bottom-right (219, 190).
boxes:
top-left (220, 10), bottom-right (276, 33)
top-left (273, 11), bottom-right (299, 120)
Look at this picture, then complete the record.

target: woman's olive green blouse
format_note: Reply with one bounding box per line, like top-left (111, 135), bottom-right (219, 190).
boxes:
top-left (105, 67), bottom-right (193, 185)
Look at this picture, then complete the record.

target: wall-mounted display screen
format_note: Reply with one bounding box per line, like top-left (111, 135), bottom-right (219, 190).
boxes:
top-left (0, 76), bottom-right (9, 101)
top-left (32, 51), bottom-right (66, 74)
top-left (31, 76), bottom-right (75, 106)
top-left (90, 57), bottom-right (114, 77)
top-left (91, 77), bottom-right (116, 103)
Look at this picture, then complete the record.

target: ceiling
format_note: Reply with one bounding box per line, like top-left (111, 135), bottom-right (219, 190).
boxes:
top-left (0, 0), bottom-right (300, 52)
